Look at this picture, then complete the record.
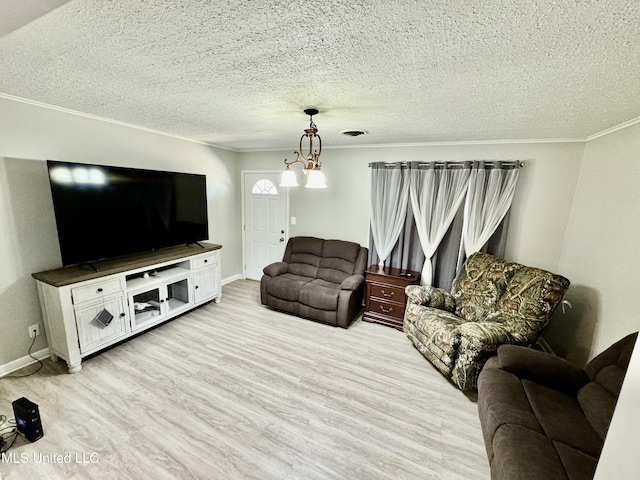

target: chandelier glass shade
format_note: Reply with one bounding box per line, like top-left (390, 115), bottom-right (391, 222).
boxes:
top-left (280, 108), bottom-right (327, 189)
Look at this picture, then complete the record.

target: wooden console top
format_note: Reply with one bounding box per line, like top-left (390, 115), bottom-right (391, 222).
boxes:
top-left (32, 243), bottom-right (222, 287)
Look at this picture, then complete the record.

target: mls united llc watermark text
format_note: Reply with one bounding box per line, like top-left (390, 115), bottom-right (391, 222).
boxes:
top-left (1, 451), bottom-right (99, 464)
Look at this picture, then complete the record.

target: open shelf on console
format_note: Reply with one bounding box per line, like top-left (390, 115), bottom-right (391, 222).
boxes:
top-left (126, 265), bottom-right (191, 291)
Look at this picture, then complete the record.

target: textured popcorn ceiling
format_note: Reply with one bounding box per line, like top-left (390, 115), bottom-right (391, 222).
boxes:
top-left (1, 0), bottom-right (639, 150)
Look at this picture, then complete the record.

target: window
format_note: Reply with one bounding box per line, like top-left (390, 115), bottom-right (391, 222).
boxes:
top-left (251, 179), bottom-right (278, 195)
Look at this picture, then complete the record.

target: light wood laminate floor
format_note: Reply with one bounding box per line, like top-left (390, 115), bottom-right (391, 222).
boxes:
top-left (1, 280), bottom-right (490, 479)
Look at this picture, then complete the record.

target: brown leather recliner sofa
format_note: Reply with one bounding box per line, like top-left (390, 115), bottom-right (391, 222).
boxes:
top-left (260, 236), bottom-right (368, 328)
top-left (478, 332), bottom-right (637, 480)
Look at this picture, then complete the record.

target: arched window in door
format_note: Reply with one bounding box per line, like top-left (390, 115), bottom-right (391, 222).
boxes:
top-left (251, 179), bottom-right (278, 195)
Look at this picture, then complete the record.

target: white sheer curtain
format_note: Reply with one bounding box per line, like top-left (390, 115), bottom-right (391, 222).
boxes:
top-left (462, 162), bottom-right (521, 256)
top-left (370, 163), bottom-right (410, 266)
top-left (409, 162), bottom-right (471, 285)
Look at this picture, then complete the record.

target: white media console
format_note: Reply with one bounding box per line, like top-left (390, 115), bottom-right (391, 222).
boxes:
top-left (32, 243), bottom-right (222, 373)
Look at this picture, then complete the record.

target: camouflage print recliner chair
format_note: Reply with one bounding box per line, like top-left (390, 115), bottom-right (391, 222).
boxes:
top-left (403, 252), bottom-right (569, 390)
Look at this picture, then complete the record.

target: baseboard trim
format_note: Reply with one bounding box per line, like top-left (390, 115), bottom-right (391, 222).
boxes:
top-left (222, 274), bottom-right (243, 285)
top-left (0, 348), bottom-right (50, 378)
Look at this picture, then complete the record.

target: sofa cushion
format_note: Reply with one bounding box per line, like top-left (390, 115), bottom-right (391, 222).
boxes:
top-left (286, 236), bottom-right (325, 258)
top-left (477, 365), bottom-right (544, 462)
top-left (491, 424), bottom-right (568, 480)
top-left (497, 344), bottom-right (589, 395)
top-left (593, 364), bottom-right (626, 397)
top-left (497, 267), bottom-right (570, 325)
top-left (265, 273), bottom-right (314, 302)
top-left (299, 279), bottom-right (341, 311)
top-left (317, 240), bottom-right (362, 284)
top-left (553, 442), bottom-right (598, 480)
top-left (523, 379), bottom-right (603, 458)
top-left (577, 382), bottom-right (617, 442)
top-left (451, 252), bottom-right (522, 323)
top-left (286, 237), bottom-right (324, 278)
top-left (584, 332), bottom-right (636, 381)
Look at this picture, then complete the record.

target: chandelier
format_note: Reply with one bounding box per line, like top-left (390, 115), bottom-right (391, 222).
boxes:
top-left (280, 108), bottom-right (327, 188)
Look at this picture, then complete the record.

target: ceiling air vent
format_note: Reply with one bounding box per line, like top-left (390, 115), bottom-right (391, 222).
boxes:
top-left (340, 129), bottom-right (368, 137)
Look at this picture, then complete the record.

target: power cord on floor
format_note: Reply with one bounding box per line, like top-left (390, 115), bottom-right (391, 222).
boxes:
top-left (6, 333), bottom-right (43, 378)
top-left (0, 414), bottom-right (18, 454)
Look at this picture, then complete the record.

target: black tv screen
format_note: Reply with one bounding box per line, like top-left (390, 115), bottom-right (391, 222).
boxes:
top-left (47, 160), bottom-right (209, 266)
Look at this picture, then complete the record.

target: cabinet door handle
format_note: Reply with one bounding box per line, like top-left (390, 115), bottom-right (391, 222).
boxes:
top-left (204, 259), bottom-right (208, 263)
top-left (379, 305), bottom-right (393, 314)
top-left (381, 290), bottom-right (394, 298)
top-left (195, 285), bottom-right (199, 289)
top-left (96, 288), bottom-right (103, 293)
top-left (119, 313), bottom-right (126, 318)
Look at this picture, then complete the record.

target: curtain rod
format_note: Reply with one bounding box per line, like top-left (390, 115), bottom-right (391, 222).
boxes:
top-left (368, 160), bottom-right (524, 169)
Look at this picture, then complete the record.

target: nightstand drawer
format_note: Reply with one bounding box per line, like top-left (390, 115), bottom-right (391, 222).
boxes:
top-left (368, 298), bottom-right (406, 320)
top-left (369, 283), bottom-right (406, 303)
top-left (364, 265), bottom-right (420, 330)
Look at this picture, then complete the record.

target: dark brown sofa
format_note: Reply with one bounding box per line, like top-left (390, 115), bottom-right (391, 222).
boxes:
top-left (478, 332), bottom-right (637, 480)
top-left (260, 236), bottom-right (368, 328)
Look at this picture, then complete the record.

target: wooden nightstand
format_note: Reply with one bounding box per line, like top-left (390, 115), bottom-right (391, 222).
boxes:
top-left (363, 265), bottom-right (421, 330)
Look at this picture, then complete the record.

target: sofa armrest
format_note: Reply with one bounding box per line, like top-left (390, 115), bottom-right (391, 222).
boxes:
top-left (497, 344), bottom-right (589, 395)
top-left (450, 321), bottom-right (518, 390)
top-left (341, 274), bottom-right (365, 291)
top-left (263, 262), bottom-right (288, 277)
top-left (405, 285), bottom-right (456, 312)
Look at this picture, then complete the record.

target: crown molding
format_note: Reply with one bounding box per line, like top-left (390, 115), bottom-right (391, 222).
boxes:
top-left (0, 92), bottom-right (237, 152)
top-left (585, 115), bottom-right (640, 142)
top-left (236, 137), bottom-right (586, 153)
top-left (3, 92), bottom-right (638, 151)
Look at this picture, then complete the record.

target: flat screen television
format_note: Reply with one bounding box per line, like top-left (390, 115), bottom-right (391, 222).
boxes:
top-left (46, 160), bottom-right (209, 266)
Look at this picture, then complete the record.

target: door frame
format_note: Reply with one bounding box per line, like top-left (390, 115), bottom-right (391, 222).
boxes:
top-left (241, 170), bottom-right (290, 280)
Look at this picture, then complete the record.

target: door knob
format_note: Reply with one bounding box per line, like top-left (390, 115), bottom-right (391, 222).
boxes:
top-left (281, 230), bottom-right (285, 234)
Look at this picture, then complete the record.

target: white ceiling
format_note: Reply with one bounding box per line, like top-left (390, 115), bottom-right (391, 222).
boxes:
top-left (1, 0), bottom-right (639, 151)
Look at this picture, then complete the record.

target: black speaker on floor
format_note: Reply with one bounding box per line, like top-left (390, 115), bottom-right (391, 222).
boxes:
top-left (12, 397), bottom-right (43, 442)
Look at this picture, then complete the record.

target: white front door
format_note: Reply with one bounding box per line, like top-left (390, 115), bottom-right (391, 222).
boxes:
top-left (243, 172), bottom-right (288, 280)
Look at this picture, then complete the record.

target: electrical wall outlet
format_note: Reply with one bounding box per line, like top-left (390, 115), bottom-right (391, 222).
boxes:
top-left (28, 324), bottom-right (40, 338)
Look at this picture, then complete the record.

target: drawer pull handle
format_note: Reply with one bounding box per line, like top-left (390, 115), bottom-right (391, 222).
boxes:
top-left (96, 288), bottom-right (103, 293)
top-left (379, 305), bottom-right (393, 314)
top-left (381, 290), bottom-right (394, 298)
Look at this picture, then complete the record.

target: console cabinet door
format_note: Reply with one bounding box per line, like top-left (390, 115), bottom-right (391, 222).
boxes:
top-left (193, 265), bottom-right (219, 304)
top-left (129, 287), bottom-right (165, 331)
top-left (165, 276), bottom-right (193, 316)
top-left (75, 296), bottom-right (129, 354)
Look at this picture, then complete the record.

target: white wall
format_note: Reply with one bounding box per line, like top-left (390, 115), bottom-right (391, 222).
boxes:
top-left (238, 141), bottom-right (584, 272)
top-left (551, 123), bottom-right (640, 363)
top-left (558, 122), bottom-right (640, 478)
top-left (0, 96), bottom-right (242, 370)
